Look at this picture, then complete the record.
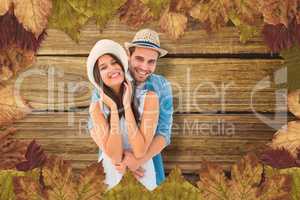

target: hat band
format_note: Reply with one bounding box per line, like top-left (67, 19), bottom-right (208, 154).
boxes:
top-left (132, 41), bottom-right (160, 49)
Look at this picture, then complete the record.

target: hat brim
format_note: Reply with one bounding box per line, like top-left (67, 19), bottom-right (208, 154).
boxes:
top-left (124, 42), bottom-right (168, 58)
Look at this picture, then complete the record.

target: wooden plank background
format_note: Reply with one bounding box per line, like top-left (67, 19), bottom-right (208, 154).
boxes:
top-left (9, 17), bottom-right (288, 180)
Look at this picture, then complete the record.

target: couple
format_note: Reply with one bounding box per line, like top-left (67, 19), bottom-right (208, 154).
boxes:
top-left (86, 29), bottom-right (173, 190)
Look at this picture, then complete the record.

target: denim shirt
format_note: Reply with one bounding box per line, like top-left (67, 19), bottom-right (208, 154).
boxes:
top-left (87, 74), bottom-right (173, 185)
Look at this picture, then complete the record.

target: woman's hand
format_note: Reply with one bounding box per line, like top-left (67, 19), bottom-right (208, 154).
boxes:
top-left (114, 161), bottom-right (127, 174)
top-left (122, 80), bottom-right (133, 110)
top-left (99, 87), bottom-right (117, 110)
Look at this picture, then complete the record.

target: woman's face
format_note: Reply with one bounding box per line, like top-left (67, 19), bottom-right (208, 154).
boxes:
top-left (97, 54), bottom-right (124, 88)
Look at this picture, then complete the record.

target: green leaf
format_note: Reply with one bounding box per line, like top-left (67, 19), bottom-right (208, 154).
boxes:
top-left (67, 0), bottom-right (126, 29)
top-left (0, 170), bottom-right (25, 200)
top-left (281, 45), bottom-right (300, 90)
top-left (152, 167), bottom-right (202, 200)
top-left (265, 166), bottom-right (300, 200)
top-left (228, 10), bottom-right (259, 43)
top-left (49, 0), bottom-right (89, 42)
top-left (0, 169), bottom-right (40, 200)
top-left (103, 170), bottom-right (151, 200)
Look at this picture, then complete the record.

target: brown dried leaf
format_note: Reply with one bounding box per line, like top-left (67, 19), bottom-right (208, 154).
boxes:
top-left (231, 0), bottom-right (262, 25)
top-left (174, 0), bottom-right (196, 12)
top-left (189, 0), bottom-right (231, 32)
top-left (0, 128), bottom-right (28, 170)
top-left (197, 153), bottom-right (291, 199)
top-left (76, 162), bottom-right (107, 199)
top-left (261, 148), bottom-right (300, 169)
top-left (13, 0), bottom-right (52, 38)
top-left (258, 173), bottom-right (291, 200)
top-left (42, 155), bottom-right (76, 199)
top-left (13, 170), bottom-right (45, 200)
top-left (259, 0), bottom-right (298, 27)
top-left (0, 0), bottom-right (12, 16)
top-left (159, 6), bottom-right (187, 40)
top-left (197, 161), bottom-right (231, 198)
top-left (270, 121), bottom-right (300, 157)
top-left (0, 44), bottom-right (35, 82)
top-left (288, 90), bottom-right (300, 118)
top-left (229, 154), bottom-right (263, 199)
top-left (0, 84), bottom-right (31, 126)
top-left (118, 0), bottom-right (154, 28)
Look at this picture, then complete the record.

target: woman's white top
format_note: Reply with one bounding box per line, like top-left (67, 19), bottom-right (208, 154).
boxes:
top-left (99, 87), bottom-right (157, 191)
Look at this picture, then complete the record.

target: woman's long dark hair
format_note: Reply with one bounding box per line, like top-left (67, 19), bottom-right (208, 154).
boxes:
top-left (93, 53), bottom-right (139, 124)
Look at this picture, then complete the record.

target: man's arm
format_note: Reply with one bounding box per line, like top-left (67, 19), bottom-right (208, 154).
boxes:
top-left (123, 77), bottom-right (173, 171)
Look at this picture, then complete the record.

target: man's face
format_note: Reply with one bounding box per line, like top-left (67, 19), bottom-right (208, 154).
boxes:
top-left (128, 47), bottom-right (159, 83)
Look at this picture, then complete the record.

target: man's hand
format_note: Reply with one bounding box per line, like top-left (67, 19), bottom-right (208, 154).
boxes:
top-left (114, 150), bottom-right (145, 178)
top-left (114, 161), bottom-right (127, 174)
top-left (123, 150), bottom-right (143, 171)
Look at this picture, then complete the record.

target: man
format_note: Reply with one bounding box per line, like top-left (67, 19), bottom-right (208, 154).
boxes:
top-left (88, 29), bottom-right (173, 185)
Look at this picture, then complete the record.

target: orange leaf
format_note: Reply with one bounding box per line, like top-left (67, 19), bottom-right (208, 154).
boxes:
top-left (13, 0), bottom-right (52, 38)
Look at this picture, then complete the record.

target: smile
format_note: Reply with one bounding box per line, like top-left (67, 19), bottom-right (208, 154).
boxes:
top-left (109, 72), bottom-right (121, 78)
top-left (136, 69), bottom-right (149, 76)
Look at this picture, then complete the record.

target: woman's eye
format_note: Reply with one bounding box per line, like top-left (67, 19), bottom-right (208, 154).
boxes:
top-left (99, 66), bottom-right (107, 70)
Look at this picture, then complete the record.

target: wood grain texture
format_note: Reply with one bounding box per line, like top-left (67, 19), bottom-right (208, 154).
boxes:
top-left (38, 18), bottom-right (271, 55)
top-left (12, 56), bottom-right (286, 112)
top-left (10, 112), bottom-right (288, 173)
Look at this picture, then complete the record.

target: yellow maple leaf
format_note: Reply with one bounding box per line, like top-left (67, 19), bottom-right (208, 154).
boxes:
top-left (288, 90), bottom-right (300, 119)
top-left (0, 0), bottom-right (12, 16)
top-left (13, 0), bottom-right (52, 38)
top-left (0, 84), bottom-right (31, 126)
top-left (270, 121), bottom-right (300, 157)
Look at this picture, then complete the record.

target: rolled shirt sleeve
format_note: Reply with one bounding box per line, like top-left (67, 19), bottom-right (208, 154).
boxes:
top-left (154, 78), bottom-right (173, 147)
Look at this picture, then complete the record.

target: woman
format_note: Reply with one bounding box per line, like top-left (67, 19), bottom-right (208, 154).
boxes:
top-left (86, 39), bottom-right (159, 190)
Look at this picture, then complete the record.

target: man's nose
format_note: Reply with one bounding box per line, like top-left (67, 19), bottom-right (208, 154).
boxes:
top-left (139, 62), bottom-right (149, 71)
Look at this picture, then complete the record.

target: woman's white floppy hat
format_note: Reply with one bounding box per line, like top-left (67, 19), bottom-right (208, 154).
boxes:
top-left (87, 39), bottom-right (132, 90)
top-left (124, 29), bottom-right (168, 57)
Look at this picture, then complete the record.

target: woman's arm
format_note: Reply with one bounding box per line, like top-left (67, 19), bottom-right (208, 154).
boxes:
top-left (124, 91), bottom-right (159, 158)
top-left (89, 102), bottom-right (123, 164)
